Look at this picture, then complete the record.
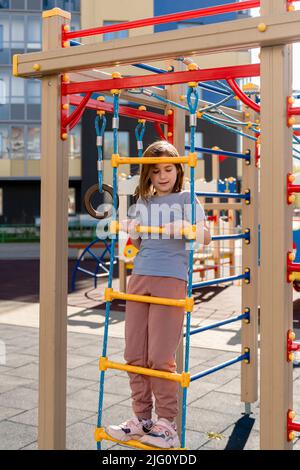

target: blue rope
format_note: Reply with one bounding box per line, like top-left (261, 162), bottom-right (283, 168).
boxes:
top-left (135, 121), bottom-right (146, 157)
top-left (180, 84), bottom-right (199, 449)
top-left (97, 91), bottom-right (120, 451)
top-left (95, 112), bottom-right (107, 192)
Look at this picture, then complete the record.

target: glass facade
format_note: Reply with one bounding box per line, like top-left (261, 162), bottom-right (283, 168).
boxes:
top-left (0, 0), bottom-right (81, 177)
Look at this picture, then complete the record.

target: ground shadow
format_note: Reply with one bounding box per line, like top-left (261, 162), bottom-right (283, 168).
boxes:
top-left (224, 414), bottom-right (256, 450)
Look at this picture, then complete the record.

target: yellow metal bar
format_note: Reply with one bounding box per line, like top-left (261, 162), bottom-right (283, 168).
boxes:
top-left (13, 55), bottom-right (19, 77)
top-left (104, 288), bottom-right (194, 312)
top-left (111, 154), bottom-right (197, 168)
top-left (289, 272), bottom-right (300, 281)
top-left (42, 8), bottom-right (71, 19)
top-left (94, 427), bottom-right (185, 450)
top-left (99, 357), bottom-right (191, 388)
top-left (110, 221), bottom-right (197, 239)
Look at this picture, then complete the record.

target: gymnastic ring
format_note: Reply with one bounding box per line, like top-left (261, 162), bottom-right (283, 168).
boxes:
top-left (84, 184), bottom-right (118, 220)
top-left (293, 280), bottom-right (300, 292)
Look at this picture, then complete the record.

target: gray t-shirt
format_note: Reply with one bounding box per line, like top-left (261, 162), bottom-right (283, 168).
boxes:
top-left (130, 190), bottom-right (205, 281)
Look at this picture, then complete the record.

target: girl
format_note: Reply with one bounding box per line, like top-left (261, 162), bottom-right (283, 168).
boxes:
top-left (106, 141), bottom-right (211, 449)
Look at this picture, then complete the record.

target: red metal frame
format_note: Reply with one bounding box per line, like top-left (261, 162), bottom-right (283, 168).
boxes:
top-left (63, 64), bottom-right (260, 96)
top-left (287, 173), bottom-right (300, 205)
top-left (68, 95), bottom-right (168, 124)
top-left (62, 1), bottom-right (260, 42)
top-left (154, 122), bottom-right (166, 141)
top-left (287, 329), bottom-right (300, 362)
top-left (287, 251), bottom-right (300, 283)
top-left (287, 410), bottom-right (300, 441)
top-left (226, 78), bottom-right (260, 113)
top-left (62, 93), bottom-right (169, 139)
top-left (62, 92), bottom-right (91, 129)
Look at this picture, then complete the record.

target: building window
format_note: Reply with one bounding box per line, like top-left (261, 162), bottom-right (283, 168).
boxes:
top-left (27, 16), bottom-right (41, 50)
top-left (0, 0), bottom-right (9, 8)
top-left (27, 0), bottom-right (42, 9)
top-left (177, 21), bottom-right (203, 29)
top-left (11, 16), bottom-right (25, 48)
top-left (0, 125), bottom-right (9, 159)
top-left (104, 131), bottom-right (129, 159)
top-left (27, 126), bottom-right (40, 159)
top-left (0, 188), bottom-right (3, 216)
top-left (11, 75), bottom-right (25, 104)
top-left (103, 21), bottom-right (128, 42)
top-left (69, 125), bottom-right (81, 159)
top-left (12, 0), bottom-right (25, 8)
top-left (27, 79), bottom-right (41, 104)
top-left (68, 187), bottom-right (76, 215)
top-left (11, 126), bottom-right (24, 159)
top-left (185, 132), bottom-right (203, 158)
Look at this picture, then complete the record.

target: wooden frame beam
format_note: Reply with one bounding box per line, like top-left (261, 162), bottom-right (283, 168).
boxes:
top-left (15, 11), bottom-right (300, 78)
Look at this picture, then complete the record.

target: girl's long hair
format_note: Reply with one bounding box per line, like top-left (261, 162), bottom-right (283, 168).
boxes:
top-left (134, 140), bottom-right (184, 200)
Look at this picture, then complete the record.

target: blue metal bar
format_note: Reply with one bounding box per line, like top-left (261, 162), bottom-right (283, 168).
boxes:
top-left (190, 353), bottom-right (249, 382)
top-left (187, 312), bottom-right (250, 337)
top-left (132, 63), bottom-right (168, 74)
top-left (212, 233), bottom-right (246, 242)
top-left (196, 191), bottom-right (248, 200)
top-left (198, 82), bottom-right (232, 96)
top-left (185, 145), bottom-right (250, 161)
top-left (192, 271), bottom-right (249, 289)
top-left (203, 114), bottom-right (258, 141)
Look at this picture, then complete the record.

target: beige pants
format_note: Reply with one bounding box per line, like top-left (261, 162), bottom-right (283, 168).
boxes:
top-left (124, 274), bottom-right (187, 422)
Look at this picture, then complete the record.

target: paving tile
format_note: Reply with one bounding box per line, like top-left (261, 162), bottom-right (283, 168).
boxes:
top-left (0, 387), bottom-right (38, 410)
top-left (68, 362), bottom-right (99, 381)
top-left (67, 354), bottom-right (96, 370)
top-left (190, 391), bottom-right (246, 416)
top-left (186, 406), bottom-right (237, 434)
top-left (3, 353), bottom-right (38, 369)
top-left (0, 375), bottom-right (35, 394)
top-left (0, 405), bottom-right (24, 421)
top-left (88, 374), bottom-right (131, 396)
top-left (0, 420), bottom-right (37, 450)
top-left (67, 422), bottom-right (115, 450)
top-left (9, 406), bottom-right (95, 428)
top-left (67, 388), bottom-right (129, 413)
top-left (5, 362), bottom-right (38, 381)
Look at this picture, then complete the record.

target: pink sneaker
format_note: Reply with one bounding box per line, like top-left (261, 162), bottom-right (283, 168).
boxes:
top-left (105, 416), bottom-right (152, 442)
top-left (139, 418), bottom-right (181, 448)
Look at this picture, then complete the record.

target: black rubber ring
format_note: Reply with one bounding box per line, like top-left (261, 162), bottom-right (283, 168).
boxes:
top-left (84, 184), bottom-right (118, 220)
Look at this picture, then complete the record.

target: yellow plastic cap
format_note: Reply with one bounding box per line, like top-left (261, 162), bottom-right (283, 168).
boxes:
top-left (33, 63), bottom-right (41, 71)
top-left (288, 410), bottom-right (296, 420)
top-left (288, 330), bottom-right (296, 341)
top-left (61, 133), bottom-right (68, 140)
top-left (139, 105), bottom-right (146, 111)
top-left (288, 431), bottom-right (295, 441)
top-left (288, 117), bottom-right (296, 127)
top-left (257, 23), bottom-right (267, 32)
top-left (289, 252), bottom-right (295, 262)
top-left (288, 174), bottom-right (295, 183)
top-left (288, 195), bottom-right (296, 204)
top-left (112, 72), bottom-right (122, 79)
top-left (187, 63), bottom-right (198, 71)
top-left (97, 96), bottom-right (105, 102)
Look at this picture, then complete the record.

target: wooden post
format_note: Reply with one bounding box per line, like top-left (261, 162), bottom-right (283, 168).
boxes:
top-left (38, 8), bottom-right (70, 450)
top-left (241, 108), bottom-right (258, 408)
top-left (260, 0), bottom-right (293, 450)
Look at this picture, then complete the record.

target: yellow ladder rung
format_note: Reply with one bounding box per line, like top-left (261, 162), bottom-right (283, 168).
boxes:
top-left (111, 153), bottom-right (197, 168)
top-left (104, 288), bottom-right (194, 312)
top-left (99, 357), bottom-right (191, 388)
top-left (94, 427), bottom-right (185, 450)
top-left (110, 221), bottom-right (197, 240)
